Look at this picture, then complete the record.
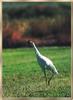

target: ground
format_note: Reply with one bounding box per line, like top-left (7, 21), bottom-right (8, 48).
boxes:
top-left (3, 47), bottom-right (71, 97)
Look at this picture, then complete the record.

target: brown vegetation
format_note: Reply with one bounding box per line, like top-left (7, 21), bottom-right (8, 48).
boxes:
top-left (3, 3), bottom-right (71, 48)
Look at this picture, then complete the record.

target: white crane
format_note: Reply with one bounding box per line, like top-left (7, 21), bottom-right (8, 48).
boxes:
top-left (28, 41), bottom-right (58, 85)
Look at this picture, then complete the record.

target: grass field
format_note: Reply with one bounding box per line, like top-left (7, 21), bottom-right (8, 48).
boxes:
top-left (3, 47), bottom-right (71, 97)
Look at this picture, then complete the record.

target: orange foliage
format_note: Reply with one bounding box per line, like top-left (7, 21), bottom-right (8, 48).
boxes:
top-left (11, 31), bottom-right (22, 42)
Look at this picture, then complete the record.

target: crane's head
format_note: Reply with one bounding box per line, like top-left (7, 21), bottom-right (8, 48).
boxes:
top-left (27, 40), bottom-right (34, 47)
top-left (28, 40), bottom-right (33, 44)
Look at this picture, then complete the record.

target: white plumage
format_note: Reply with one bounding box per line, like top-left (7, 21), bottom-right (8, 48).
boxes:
top-left (29, 41), bottom-right (58, 85)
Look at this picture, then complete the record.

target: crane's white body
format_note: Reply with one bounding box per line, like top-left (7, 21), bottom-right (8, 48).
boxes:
top-left (30, 41), bottom-right (58, 84)
top-left (37, 54), bottom-right (58, 74)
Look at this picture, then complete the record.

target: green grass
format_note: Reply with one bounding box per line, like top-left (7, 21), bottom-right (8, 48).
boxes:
top-left (3, 47), bottom-right (71, 97)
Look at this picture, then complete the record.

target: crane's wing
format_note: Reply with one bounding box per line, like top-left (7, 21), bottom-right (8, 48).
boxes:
top-left (39, 55), bottom-right (58, 75)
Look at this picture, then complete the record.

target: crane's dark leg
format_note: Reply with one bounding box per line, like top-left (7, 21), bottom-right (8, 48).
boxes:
top-left (43, 68), bottom-right (47, 85)
top-left (48, 73), bottom-right (54, 85)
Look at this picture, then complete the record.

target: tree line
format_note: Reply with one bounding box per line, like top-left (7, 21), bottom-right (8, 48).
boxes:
top-left (3, 3), bottom-right (71, 48)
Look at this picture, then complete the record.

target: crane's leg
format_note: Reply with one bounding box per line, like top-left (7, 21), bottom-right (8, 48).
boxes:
top-left (43, 69), bottom-right (47, 85)
top-left (48, 73), bottom-right (54, 85)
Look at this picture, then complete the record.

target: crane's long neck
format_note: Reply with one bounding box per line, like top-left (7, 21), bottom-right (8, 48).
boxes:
top-left (32, 42), bottom-right (41, 56)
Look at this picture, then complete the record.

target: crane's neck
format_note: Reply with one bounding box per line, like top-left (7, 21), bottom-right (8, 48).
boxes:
top-left (32, 42), bottom-right (41, 56)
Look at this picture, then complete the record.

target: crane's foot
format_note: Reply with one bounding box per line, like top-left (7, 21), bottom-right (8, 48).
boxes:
top-left (48, 80), bottom-right (51, 85)
top-left (45, 78), bottom-right (48, 86)
top-left (45, 79), bottom-right (50, 86)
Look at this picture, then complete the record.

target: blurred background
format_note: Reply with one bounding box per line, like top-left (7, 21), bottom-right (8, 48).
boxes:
top-left (3, 2), bottom-right (71, 48)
